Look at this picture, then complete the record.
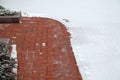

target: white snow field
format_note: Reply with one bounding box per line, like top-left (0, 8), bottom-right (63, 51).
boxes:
top-left (1, 0), bottom-right (120, 80)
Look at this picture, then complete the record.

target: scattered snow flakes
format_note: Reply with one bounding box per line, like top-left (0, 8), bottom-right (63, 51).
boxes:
top-left (0, 24), bottom-right (9, 30)
top-left (20, 21), bottom-right (22, 23)
top-left (35, 43), bottom-right (39, 46)
top-left (12, 36), bottom-right (16, 39)
top-left (39, 52), bottom-right (43, 55)
top-left (33, 70), bottom-right (37, 73)
top-left (53, 34), bottom-right (57, 38)
top-left (53, 60), bottom-right (59, 64)
top-left (28, 21), bottom-right (35, 23)
top-left (11, 37), bottom-right (16, 44)
top-left (37, 49), bottom-right (43, 55)
top-left (42, 43), bottom-right (46, 47)
top-left (61, 48), bottom-right (67, 53)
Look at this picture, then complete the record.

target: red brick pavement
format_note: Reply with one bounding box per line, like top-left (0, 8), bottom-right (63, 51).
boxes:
top-left (0, 17), bottom-right (82, 80)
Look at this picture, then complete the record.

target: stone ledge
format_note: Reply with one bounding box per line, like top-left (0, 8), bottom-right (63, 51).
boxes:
top-left (0, 12), bottom-right (21, 23)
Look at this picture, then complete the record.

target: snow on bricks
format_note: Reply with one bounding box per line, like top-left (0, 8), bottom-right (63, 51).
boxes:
top-left (0, 17), bottom-right (82, 80)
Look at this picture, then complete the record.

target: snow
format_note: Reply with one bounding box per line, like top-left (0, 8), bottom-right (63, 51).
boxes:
top-left (11, 44), bottom-right (17, 60)
top-left (1, 0), bottom-right (120, 80)
top-left (12, 68), bottom-right (17, 74)
top-left (42, 43), bottom-right (46, 47)
top-left (69, 25), bottom-right (120, 80)
top-left (11, 44), bottom-right (18, 74)
top-left (1, 0), bottom-right (120, 26)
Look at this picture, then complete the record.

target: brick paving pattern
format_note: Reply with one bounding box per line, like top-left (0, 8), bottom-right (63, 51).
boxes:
top-left (0, 17), bottom-right (82, 80)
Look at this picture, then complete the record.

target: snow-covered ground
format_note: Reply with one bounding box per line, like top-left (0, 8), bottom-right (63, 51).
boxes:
top-left (1, 0), bottom-right (120, 80)
top-left (69, 24), bottom-right (120, 80)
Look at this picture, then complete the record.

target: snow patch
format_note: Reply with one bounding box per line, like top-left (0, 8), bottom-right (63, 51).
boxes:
top-left (11, 44), bottom-right (17, 61)
top-left (11, 44), bottom-right (18, 75)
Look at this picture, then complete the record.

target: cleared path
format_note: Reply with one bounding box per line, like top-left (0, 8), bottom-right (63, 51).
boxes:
top-left (0, 17), bottom-right (82, 80)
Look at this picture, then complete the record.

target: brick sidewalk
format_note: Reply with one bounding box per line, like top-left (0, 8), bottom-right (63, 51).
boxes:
top-left (0, 17), bottom-right (82, 80)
